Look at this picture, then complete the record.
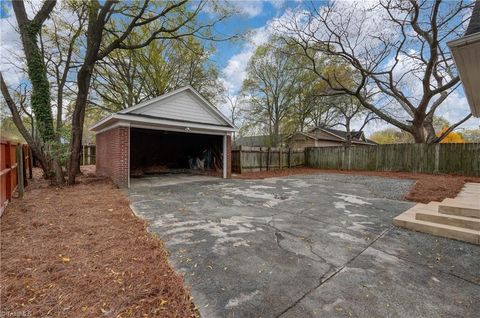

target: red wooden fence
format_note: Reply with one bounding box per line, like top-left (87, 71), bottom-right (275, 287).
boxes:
top-left (1, 140), bottom-right (32, 215)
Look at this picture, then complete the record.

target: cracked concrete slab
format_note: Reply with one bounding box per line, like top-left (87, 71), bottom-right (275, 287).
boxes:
top-left (372, 227), bottom-right (480, 284)
top-left (127, 173), bottom-right (479, 317)
top-left (281, 247), bottom-right (480, 318)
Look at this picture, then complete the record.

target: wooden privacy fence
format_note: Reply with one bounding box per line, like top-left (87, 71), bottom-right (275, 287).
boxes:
top-left (305, 143), bottom-right (480, 176)
top-left (232, 146), bottom-right (305, 173)
top-left (80, 144), bottom-right (96, 165)
top-left (71, 143), bottom-right (479, 176)
top-left (1, 141), bottom-right (33, 215)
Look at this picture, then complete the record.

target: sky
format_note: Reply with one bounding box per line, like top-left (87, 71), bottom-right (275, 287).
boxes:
top-left (1, 0), bottom-right (479, 135)
top-left (209, 0), bottom-right (479, 134)
top-left (210, 0), bottom-right (304, 95)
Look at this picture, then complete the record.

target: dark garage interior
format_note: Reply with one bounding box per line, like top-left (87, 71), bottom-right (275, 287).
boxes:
top-left (130, 128), bottom-right (223, 176)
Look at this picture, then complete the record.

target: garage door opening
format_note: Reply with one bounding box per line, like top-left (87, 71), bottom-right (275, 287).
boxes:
top-left (92, 86), bottom-right (234, 188)
top-left (130, 128), bottom-right (224, 178)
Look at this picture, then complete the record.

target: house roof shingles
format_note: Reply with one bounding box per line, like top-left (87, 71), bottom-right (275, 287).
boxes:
top-left (289, 127), bottom-right (377, 145)
top-left (234, 134), bottom-right (287, 147)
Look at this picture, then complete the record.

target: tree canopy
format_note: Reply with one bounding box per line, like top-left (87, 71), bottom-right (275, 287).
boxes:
top-left (239, 36), bottom-right (373, 146)
top-left (277, 0), bottom-right (474, 143)
top-left (1, 0), bottom-right (231, 184)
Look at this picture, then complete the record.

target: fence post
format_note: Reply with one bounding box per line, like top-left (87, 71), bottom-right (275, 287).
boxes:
top-left (266, 147), bottom-right (271, 171)
top-left (22, 145), bottom-right (27, 187)
top-left (288, 148), bottom-right (292, 168)
top-left (5, 141), bottom-right (12, 201)
top-left (259, 147), bottom-right (262, 171)
top-left (239, 146), bottom-right (243, 174)
top-left (434, 144), bottom-right (440, 173)
top-left (28, 146), bottom-right (33, 179)
top-left (347, 146), bottom-right (352, 170)
top-left (16, 145), bottom-right (24, 199)
top-left (279, 148), bottom-right (283, 169)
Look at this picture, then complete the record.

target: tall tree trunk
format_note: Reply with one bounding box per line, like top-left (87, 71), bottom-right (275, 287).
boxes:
top-left (67, 67), bottom-right (92, 184)
top-left (411, 112), bottom-right (428, 143)
top-left (423, 116), bottom-right (437, 143)
top-left (12, 0), bottom-right (64, 184)
top-left (56, 86), bottom-right (63, 142)
top-left (66, 0), bottom-right (101, 185)
top-left (344, 119), bottom-right (352, 147)
top-left (273, 121), bottom-right (280, 147)
top-left (268, 121), bottom-right (273, 146)
top-left (64, 0), bottom-right (219, 184)
top-left (412, 124), bottom-right (427, 143)
top-left (14, 15), bottom-right (55, 142)
top-left (1, 72), bottom-right (49, 175)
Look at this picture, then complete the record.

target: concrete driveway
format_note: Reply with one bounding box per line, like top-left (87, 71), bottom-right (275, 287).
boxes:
top-left (127, 173), bottom-right (480, 318)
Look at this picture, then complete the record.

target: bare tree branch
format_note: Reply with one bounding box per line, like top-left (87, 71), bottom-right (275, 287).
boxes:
top-left (433, 113), bottom-right (473, 143)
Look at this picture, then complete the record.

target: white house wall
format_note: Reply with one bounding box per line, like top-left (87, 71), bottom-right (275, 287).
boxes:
top-left (130, 90), bottom-right (224, 125)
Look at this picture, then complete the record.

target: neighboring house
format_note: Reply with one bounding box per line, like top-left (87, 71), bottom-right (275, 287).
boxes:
top-left (234, 134), bottom-right (286, 147)
top-left (286, 127), bottom-right (377, 148)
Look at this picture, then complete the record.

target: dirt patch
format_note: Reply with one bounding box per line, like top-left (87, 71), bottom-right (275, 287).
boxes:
top-left (234, 168), bottom-right (480, 203)
top-left (1, 168), bottom-right (195, 318)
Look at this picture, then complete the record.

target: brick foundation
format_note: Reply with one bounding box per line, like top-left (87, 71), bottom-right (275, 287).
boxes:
top-left (96, 126), bottom-right (129, 187)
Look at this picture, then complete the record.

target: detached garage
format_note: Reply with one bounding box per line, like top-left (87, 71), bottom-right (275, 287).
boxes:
top-left (90, 86), bottom-right (236, 188)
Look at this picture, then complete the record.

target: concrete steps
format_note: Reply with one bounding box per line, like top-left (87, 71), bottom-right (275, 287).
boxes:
top-left (393, 183), bottom-right (480, 245)
top-left (415, 206), bottom-right (480, 231)
top-left (439, 198), bottom-right (480, 219)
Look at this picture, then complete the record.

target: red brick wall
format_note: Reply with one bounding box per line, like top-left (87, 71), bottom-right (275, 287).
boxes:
top-left (226, 135), bottom-right (232, 178)
top-left (96, 127), bottom-right (230, 185)
top-left (96, 126), bottom-right (129, 187)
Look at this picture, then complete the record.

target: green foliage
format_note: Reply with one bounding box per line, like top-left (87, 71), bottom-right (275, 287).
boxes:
top-left (241, 37), bottom-right (304, 140)
top-left (93, 32), bottom-right (221, 111)
top-left (241, 36), bottom-right (362, 140)
top-left (24, 21), bottom-right (56, 143)
top-left (369, 128), bottom-right (414, 144)
top-left (82, 107), bottom-right (105, 144)
top-left (0, 117), bottom-right (25, 142)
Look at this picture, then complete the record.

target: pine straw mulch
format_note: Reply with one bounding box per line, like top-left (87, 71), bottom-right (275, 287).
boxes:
top-left (0, 169), bottom-right (196, 318)
top-left (233, 167), bottom-right (480, 203)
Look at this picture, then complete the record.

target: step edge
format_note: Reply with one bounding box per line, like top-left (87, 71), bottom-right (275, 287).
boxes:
top-left (415, 210), bottom-right (480, 222)
top-left (415, 212), bottom-right (480, 231)
top-left (394, 213), bottom-right (480, 235)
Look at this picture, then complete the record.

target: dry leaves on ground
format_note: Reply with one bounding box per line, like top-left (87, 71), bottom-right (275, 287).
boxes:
top-left (1, 169), bottom-right (195, 318)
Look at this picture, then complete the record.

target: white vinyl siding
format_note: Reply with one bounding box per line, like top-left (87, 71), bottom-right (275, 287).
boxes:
top-left (131, 91), bottom-right (223, 125)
